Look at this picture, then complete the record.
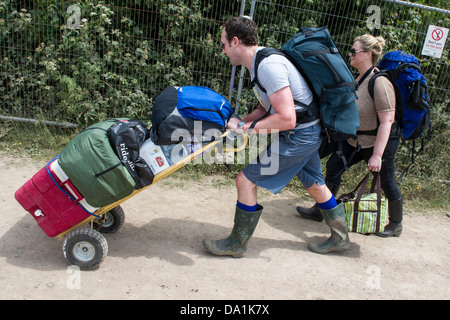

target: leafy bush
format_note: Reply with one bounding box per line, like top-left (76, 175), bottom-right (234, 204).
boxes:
top-left (0, 0), bottom-right (448, 209)
top-left (0, 0), bottom-right (231, 126)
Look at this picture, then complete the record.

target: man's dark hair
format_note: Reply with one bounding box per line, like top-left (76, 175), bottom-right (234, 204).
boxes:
top-left (223, 17), bottom-right (258, 46)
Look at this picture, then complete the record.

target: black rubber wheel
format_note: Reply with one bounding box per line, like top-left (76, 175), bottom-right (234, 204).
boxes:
top-left (63, 228), bottom-right (108, 270)
top-left (93, 205), bottom-right (125, 234)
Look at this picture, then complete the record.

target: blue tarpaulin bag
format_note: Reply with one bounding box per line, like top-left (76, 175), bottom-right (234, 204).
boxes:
top-left (150, 86), bottom-right (232, 145)
top-left (176, 86), bottom-right (232, 127)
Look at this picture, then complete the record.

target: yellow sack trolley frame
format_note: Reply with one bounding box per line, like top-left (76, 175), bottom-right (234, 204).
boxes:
top-left (60, 131), bottom-right (248, 270)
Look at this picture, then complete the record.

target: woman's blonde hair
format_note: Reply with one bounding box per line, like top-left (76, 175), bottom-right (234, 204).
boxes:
top-left (355, 34), bottom-right (386, 64)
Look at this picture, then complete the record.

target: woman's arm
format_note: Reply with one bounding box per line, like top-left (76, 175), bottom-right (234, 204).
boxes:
top-left (369, 110), bottom-right (395, 171)
top-left (369, 74), bottom-right (397, 172)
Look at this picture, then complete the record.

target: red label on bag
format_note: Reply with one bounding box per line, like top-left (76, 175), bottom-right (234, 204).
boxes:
top-left (156, 157), bottom-right (164, 167)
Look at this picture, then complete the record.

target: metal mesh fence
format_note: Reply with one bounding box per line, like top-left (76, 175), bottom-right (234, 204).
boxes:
top-left (235, 0), bottom-right (449, 115)
top-left (0, 0), bottom-right (242, 124)
top-left (0, 0), bottom-right (448, 126)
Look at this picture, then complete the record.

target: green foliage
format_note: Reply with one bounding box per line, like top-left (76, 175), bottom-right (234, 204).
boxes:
top-left (0, 0), bottom-right (232, 126)
top-left (0, 0), bottom-right (448, 209)
top-left (0, 120), bottom-right (77, 160)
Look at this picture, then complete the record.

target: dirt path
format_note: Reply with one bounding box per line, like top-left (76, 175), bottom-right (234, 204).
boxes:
top-left (0, 151), bottom-right (448, 301)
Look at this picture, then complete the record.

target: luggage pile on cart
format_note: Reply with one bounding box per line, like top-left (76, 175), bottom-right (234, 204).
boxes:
top-left (14, 86), bottom-right (243, 270)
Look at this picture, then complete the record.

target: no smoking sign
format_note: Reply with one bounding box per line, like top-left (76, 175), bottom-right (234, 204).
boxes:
top-left (422, 25), bottom-right (448, 58)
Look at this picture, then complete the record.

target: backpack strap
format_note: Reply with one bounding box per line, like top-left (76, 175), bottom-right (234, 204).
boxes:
top-left (249, 48), bottom-right (320, 125)
top-left (397, 62), bottom-right (421, 74)
top-left (398, 138), bottom-right (421, 183)
top-left (249, 48), bottom-right (282, 94)
top-left (356, 66), bottom-right (375, 91)
top-left (246, 106), bottom-right (272, 134)
top-left (355, 68), bottom-right (381, 136)
top-left (358, 69), bottom-right (402, 138)
top-left (367, 68), bottom-right (385, 100)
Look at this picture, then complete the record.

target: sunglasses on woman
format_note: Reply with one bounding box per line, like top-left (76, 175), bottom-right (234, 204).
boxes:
top-left (350, 48), bottom-right (369, 56)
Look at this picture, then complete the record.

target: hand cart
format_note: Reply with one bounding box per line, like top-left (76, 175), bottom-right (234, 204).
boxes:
top-left (15, 131), bottom-right (247, 270)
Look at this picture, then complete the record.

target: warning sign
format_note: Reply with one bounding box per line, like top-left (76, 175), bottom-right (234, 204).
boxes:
top-left (422, 25), bottom-right (448, 58)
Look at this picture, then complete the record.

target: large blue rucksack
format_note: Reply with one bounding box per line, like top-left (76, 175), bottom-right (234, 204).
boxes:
top-left (176, 86), bottom-right (232, 127)
top-left (250, 26), bottom-right (360, 159)
top-left (150, 86), bottom-right (233, 145)
top-left (369, 50), bottom-right (431, 140)
top-left (368, 50), bottom-right (431, 180)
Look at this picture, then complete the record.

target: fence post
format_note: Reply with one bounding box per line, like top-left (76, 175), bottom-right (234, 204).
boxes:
top-left (228, 0), bottom-right (247, 113)
top-left (232, 0), bottom-right (257, 115)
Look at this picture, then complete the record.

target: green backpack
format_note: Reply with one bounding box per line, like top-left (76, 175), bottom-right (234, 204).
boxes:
top-left (59, 119), bottom-right (136, 207)
top-left (250, 27), bottom-right (360, 159)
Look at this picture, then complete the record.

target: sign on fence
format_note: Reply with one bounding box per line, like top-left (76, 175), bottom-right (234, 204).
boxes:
top-left (422, 25), bottom-right (448, 59)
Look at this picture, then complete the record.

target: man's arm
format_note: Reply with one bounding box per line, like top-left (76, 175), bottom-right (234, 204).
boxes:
top-left (242, 86), bottom-right (297, 133)
top-left (227, 104), bottom-right (267, 130)
top-left (241, 104), bottom-right (268, 123)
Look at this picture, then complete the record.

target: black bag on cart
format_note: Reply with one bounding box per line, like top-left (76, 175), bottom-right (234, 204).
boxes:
top-left (107, 119), bottom-right (154, 189)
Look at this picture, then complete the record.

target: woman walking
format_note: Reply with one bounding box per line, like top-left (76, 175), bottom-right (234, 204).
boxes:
top-left (296, 34), bottom-right (403, 237)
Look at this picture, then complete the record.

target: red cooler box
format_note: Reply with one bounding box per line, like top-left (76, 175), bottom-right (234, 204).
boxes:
top-left (15, 158), bottom-right (99, 237)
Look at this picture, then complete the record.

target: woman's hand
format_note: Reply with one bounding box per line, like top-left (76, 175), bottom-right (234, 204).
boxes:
top-left (368, 154), bottom-right (383, 172)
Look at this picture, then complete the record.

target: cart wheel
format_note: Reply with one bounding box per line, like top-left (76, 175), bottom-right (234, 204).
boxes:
top-left (94, 205), bottom-right (125, 234)
top-left (63, 228), bottom-right (108, 270)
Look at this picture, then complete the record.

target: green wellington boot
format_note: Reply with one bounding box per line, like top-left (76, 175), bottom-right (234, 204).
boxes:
top-left (202, 205), bottom-right (263, 258)
top-left (296, 182), bottom-right (340, 222)
top-left (308, 202), bottom-right (350, 254)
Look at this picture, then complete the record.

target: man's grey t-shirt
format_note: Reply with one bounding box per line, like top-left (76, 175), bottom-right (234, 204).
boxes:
top-left (250, 47), bottom-right (319, 129)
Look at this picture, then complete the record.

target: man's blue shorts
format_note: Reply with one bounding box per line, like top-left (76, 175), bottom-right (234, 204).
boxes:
top-left (242, 123), bottom-right (325, 194)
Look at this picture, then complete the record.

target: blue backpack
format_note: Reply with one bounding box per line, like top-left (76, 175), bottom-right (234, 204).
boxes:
top-left (250, 27), bottom-right (360, 159)
top-left (369, 50), bottom-right (431, 140)
top-left (368, 50), bottom-right (431, 180)
top-left (150, 86), bottom-right (232, 145)
top-left (176, 86), bottom-right (232, 127)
